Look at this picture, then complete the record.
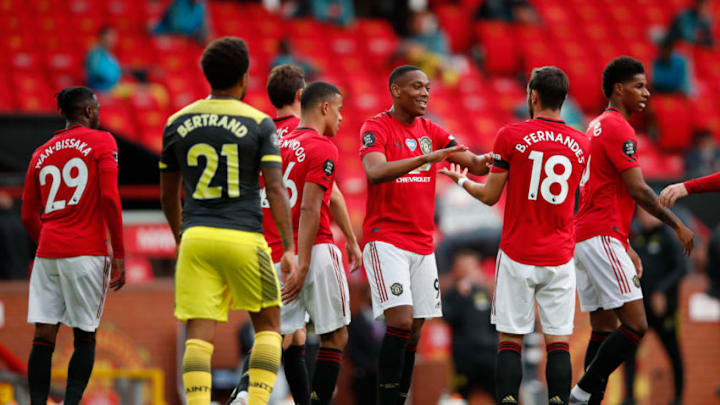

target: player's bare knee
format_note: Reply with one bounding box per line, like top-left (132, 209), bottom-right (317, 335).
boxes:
top-left (384, 306), bottom-right (414, 331)
top-left (250, 305), bottom-right (281, 334)
top-left (498, 332), bottom-right (523, 345)
top-left (33, 323), bottom-right (60, 343)
top-left (320, 327), bottom-right (348, 349)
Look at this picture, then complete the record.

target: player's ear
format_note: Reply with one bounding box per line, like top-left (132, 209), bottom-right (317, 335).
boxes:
top-left (240, 73), bottom-right (249, 89)
top-left (614, 82), bottom-right (624, 97)
top-left (390, 83), bottom-right (400, 98)
top-left (295, 88), bottom-right (303, 103)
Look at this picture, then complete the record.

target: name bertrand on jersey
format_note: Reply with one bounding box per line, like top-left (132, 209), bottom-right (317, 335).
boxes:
top-left (35, 138), bottom-right (93, 169)
top-left (512, 130), bottom-right (586, 164)
top-left (176, 113), bottom-right (249, 138)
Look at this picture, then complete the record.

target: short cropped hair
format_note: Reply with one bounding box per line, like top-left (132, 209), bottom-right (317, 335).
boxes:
top-left (267, 65), bottom-right (306, 109)
top-left (200, 37), bottom-right (250, 90)
top-left (602, 56), bottom-right (645, 99)
top-left (300, 81), bottom-right (341, 111)
top-left (56, 86), bottom-right (95, 120)
top-left (388, 65), bottom-right (422, 91)
top-left (528, 66), bottom-right (569, 111)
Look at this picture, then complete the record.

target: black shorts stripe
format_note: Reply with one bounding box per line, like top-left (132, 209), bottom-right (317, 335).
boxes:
top-left (257, 247), bottom-right (279, 303)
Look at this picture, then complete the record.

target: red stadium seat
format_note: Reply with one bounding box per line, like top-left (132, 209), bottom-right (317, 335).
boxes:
top-left (653, 94), bottom-right (693, 151)
top-left (475, 22), bottom-right (519, 75)
top-left (434, 4), bottom-right (473, 53)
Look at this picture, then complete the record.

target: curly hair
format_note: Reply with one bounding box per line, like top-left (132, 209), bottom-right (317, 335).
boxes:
top-left (602, 56), bottom-right (645, 99)
top-left (200, 37), bottom-right (250, 90)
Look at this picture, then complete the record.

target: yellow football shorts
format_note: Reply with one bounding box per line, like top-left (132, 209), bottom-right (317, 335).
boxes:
top-left (174, 226), bottom-right (281, 322)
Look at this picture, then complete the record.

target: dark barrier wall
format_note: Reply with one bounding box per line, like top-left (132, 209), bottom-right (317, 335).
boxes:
top-left (0, 115), bottom-right (160, 187)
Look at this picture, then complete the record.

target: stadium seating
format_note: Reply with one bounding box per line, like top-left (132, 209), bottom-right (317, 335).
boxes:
top-left (1, 0), bottom-right (718, 179)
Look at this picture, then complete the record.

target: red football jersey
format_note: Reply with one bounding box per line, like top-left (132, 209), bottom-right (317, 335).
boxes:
top-left (359, 111), bottom-right (455, 255)
top-left (262, 115), bottom-right (301, 262)
top-left (575, 108), bottom-right (641, 248)
top-left (22, 124), bottom-right (122, 258)
top-left (490, 118), bottom-right (589, 265)
top-left (266, 127), bottom-right (337, 262)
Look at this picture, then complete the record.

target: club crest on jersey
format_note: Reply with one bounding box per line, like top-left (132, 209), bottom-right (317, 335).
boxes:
top-left (419, 137), bottom-right (433, 154)
top-left (363, 132), bottom-right (376, 147)
top-left (113, 150), bottom-right (118, 164)
top-left (323, 159), bottom-right (335, 176)
top-left (633, 275), bottom-right (641, 288)
top-left (405, 139), bottom-right (418, 151)
top-left (390, 283), bottom-right (403, 296)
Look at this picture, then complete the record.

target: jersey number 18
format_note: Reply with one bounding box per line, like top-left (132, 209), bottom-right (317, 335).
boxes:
top-left (527, 151), bottom-right (572, 205)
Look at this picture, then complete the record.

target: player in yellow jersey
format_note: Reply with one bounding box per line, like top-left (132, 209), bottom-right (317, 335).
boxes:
top-left (160, 37), bottom-right (297, 405)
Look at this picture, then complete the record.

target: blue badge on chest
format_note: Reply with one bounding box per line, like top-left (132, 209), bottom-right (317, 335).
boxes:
top-left (405, 139), bottom-right (418, 151)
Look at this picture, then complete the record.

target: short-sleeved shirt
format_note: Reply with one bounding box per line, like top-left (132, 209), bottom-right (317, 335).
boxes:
top-left (23, 124), bottom-right (119, 258)
top-left (159, 98), bottom-right (281, 234)
top-left (359, 111), bottom-right (456, 255)
top-left (262, 115), bottom-right (300, 262)
top-left (490, 118), bottom-right (589, 265)
top-left (266, 127), bottom-right (338, 261)
top-left (575, 108), bottom-right (641, 248)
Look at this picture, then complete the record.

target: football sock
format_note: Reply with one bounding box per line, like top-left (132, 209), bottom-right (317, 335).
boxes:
top-left (310, 347), bottom-right (343, 405)
top-left (396, 343), bottom-right (417, 405)
top-left (233, 350), bottom-right (251, 398)
top-left (377, 326), bottom-right (410, 405)
top-left (495, 341), bottom-right (522, 404)
top-left (546, 342), bottom-right (571, 405)
top-left (584, 331), bottom-right (611, 405)
top-left (28, 338), bottom-right (54, 405)
top-left (64, 330), bottom-right (96, 405)
top-left (578, 325), bottom-right (644, 395)
top-left (248, 331), bottom-right (282, 405)
top-left (284, 345), bottom-right (310, 405)
top-left (182, 339), bottom-right (213, 405)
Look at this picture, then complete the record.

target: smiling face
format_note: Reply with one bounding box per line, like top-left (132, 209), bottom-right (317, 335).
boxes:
top-left (392, 69), bottom-right (430, 117)
top-left (620, 73), bottom-right (650, 113)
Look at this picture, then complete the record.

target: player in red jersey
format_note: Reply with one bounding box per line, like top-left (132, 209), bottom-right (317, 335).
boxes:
top-left (232, 67), bottom-right (361, 405)
top-left (441, 67), bottom-right (589, 405)
top-left (359, 65), bottom-right (492, 405)
top-left (21, 86), bottom-right (125, 405)
top-left (660, 171), bottom-right (720, 207)
top-left (569, 57), bottom-right (694, 405)
top-left (269, 81), bottom-right (359, 405)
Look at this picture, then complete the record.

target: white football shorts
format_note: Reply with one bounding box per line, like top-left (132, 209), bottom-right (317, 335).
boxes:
top-left (575, 235), bottom-right (643, 312)
top-left (363, 241), bottom-right (442, 320)
top-left (276, 243), bottom-right (350, 335)
top-left (27, 256), bottom-right (111, 332)
top-left (491, 249), bottom-right (576, 336)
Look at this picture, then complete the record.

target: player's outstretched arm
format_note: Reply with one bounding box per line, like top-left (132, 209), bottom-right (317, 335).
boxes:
top-left (329, 183), bottom-right (362, 272)
top-left (661, 171), bottom-right (720, 207)
top-left (622, 167), bottom-right (694, 255)
top-left (439, 163), bottom-right (508, 206)
top-left (99, 166), bottom-right (126, 290)
top-left (447, 151), bottom-right (493, 176)
top-left (20, 166), bottom-right (42, 243)
top-left (160, 171), bottom-right (183, 245)
top-left (283, 182), bottom-right (324, 303)
top-left (362, 144), bottom-right (468, 184)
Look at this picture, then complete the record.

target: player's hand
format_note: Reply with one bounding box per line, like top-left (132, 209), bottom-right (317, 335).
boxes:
top-left (280, 250), bottom-right (297, 283)
top-left (281, 265), bottom-right (308, 304)
top-left (481, 152), bottom-right (494, 167)
top-left (110, 258), bottom-right (125, 291)
top-left (438, 163), bottom-right (469, 184)
top-left (424, 145), bottom-right (469, 164)
top-left (659, 183), bottom-right (688, 208)
top-left (627, 246), bottom-right (643, 279)
top-left (650, 292), bottom-right (667, 316)
top-left (346, 241), bottom-right (362, 272)
top-left (675, 224), bottom-right (694, 256)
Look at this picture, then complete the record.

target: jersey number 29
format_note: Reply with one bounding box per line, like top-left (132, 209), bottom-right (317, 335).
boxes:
top-left (39, 158), bottom-right (89, 214)
top-left (527, 151), bottom-right (572, 205)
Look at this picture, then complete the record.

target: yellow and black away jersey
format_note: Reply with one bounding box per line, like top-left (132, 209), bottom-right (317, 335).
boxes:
top-left (160, 98), bottom-right (281, 233)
